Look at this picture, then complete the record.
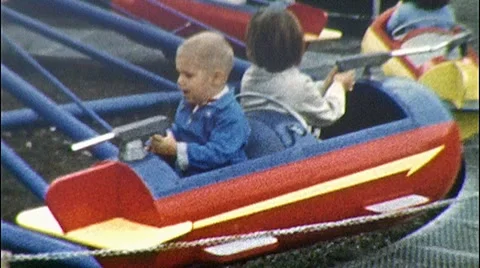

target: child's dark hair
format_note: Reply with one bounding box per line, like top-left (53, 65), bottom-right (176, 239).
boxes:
top-left (245, 7), bottom-right (304, 73)
top-left (404, 0), bottom-right (450, 10)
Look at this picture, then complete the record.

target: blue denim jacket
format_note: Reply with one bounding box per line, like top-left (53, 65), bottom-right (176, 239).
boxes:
top-left (172, 89), bottom-right (250, 176)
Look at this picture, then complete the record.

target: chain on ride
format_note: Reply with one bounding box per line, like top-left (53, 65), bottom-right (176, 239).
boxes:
top-left (1, 193), bottom-right (477, 265)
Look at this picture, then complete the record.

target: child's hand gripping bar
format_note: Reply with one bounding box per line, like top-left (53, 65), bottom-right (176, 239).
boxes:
top-left (320, 31), bottom-right (473, 92)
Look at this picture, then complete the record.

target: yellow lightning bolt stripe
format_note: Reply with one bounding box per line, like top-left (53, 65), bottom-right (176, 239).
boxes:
top-left (15, 146), bottom-right (445, 249)
top-left (193, 145), bottom-right (444, 229)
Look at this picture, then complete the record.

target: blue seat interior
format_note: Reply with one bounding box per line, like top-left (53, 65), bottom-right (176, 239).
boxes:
top-left (244, 117), bottom-right (285, 159)
top-left (320, 82), bottom-right (406, 139)
top-left (244, 110), bottom-right (317, 159)
top-left (127, 109), bottom-right (318, 197)
top-left (128, 79), bottom-right (415, 199)
top-left (128, 154), bottom-right (180, 194)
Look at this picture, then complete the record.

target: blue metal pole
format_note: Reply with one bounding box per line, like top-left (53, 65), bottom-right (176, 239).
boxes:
top-left (1, 140), bottom-right (49, 201)
top-left (1, 221), bottom-right (101, 268)
top-left (1, 5), bottom-right (178, 91)
top-left (32, 0), bottom-right (250, 81)
top-left (1, 65), bottom-right (118, 160)
top-left (1, 32), bottom-right (113, 132)
top-left (37, 0), bottom-right (181, 57)
top-left (2, 91), bottom-right (182, 130)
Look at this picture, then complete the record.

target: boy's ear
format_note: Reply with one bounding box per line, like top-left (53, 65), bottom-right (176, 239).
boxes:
top-left (212, 69), bottom-right (228, 86)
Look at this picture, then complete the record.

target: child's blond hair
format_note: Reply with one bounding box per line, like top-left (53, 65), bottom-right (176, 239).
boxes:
top-left (177, 31), bottom-right (234, 76)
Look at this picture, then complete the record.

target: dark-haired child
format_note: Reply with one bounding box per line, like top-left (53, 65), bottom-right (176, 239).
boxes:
top-left (240, 7), bottom-right (355, 137)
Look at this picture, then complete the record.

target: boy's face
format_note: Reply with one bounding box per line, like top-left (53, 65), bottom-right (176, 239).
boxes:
top-left (176, 53), bottom-right (218, 105)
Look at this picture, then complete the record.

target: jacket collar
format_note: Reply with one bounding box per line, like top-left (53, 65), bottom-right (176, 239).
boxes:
top-left (206, 85), bottom-right (234, 110)
top-left (184, 85), bottom-right (235, 112)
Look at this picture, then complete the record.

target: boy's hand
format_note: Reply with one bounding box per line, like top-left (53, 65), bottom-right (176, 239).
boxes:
top-left (149, 131), bottom-right (177, 156)
top-left (334, 70), bottom-right (356, 92)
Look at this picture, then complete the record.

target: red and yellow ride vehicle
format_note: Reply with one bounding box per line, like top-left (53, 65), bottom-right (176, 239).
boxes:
top-left (110, 0), bottom-right (342, 56)
top-left (16, 74), bottom-right (463, 267)
top-left (361, 7), bottom-right (479, 140)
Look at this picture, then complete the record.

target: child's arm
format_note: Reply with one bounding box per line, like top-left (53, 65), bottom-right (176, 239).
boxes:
top-left (181, 113), bottom-right (249, 171)
top-left (318, 69), bottom-right (355, 95)
top-left (298, 69), bottom-right (355, 127)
